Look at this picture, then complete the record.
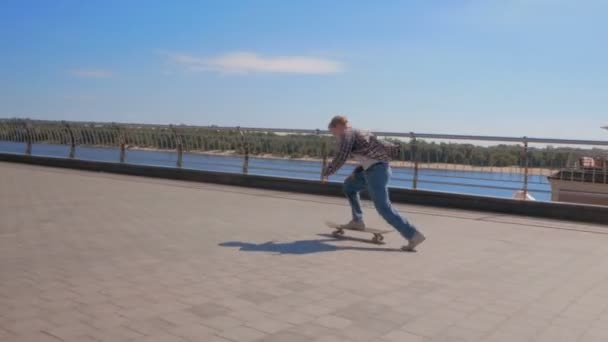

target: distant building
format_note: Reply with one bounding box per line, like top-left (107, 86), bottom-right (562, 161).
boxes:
top-left (547, 126), bottom-right (608, 205)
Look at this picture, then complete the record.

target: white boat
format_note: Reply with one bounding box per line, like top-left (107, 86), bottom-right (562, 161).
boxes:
top-left (513, 190), bottom-right (535, 200)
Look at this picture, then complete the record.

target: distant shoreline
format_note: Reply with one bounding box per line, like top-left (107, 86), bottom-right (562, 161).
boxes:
top-left (128, 146), bottom-right (554, 176)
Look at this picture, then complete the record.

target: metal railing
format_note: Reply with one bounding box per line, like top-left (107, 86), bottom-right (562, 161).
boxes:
top-left (1, 118), bottom-right (607, 205)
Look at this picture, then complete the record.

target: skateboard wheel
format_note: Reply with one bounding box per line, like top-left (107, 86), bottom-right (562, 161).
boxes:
top-left (332, 229), bottom-right (344, 237)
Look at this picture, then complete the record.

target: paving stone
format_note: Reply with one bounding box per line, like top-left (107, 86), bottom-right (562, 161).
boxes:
top-left (315, 315), bottom-right (353, 329)
top-left (167, 323), bottom-right (217, 341)
top-left (381, 330), bottom-right (424, 342)
top-left (188, 303), bottom-right (230, 319)
top-left (258, 331), bottom-right (313, 342)
top-left (200, 315), bottom-right (243, 331)
top-left (244, 316), bottom-right (294, 334)
top-left (217, 325), bottom-right (267, 342)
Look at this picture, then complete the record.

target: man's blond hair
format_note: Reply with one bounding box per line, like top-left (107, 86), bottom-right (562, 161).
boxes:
top-left (328, 115), bottom-right (349, 129)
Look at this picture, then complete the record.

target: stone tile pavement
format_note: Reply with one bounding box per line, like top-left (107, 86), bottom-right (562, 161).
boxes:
top-left (1, 162), bottom-right (608, 342)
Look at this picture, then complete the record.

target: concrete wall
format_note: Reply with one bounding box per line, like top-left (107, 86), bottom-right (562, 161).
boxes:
top-left (2, 152), bottom-right (607, 225)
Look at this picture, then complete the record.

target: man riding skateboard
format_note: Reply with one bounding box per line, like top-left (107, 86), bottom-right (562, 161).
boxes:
top-left (322, 115), bottom-right (426, 251)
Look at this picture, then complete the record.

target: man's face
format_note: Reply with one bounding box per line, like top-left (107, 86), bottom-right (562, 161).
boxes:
top-left (330, 124), bottom-right (346, 137)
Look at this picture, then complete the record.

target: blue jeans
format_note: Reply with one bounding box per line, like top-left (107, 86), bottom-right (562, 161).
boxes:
top-left (343, 162), bottom-right (418, 240)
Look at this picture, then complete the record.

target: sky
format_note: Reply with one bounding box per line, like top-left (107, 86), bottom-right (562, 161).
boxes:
top-left (1, 0), bottom-right (607, 139)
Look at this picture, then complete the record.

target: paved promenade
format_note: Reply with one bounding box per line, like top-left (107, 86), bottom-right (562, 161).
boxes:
top-left (2, 162), bottom-right (608, 342)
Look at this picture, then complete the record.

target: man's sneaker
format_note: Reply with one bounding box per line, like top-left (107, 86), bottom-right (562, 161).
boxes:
top-left (340, 220), bottom-right (366, 231)
top-left (401, 231), bottom-right (426, 252)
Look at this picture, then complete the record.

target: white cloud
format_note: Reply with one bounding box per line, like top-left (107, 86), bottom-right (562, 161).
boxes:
top-left (69, 69), bottom-right (113, 78)
top-left (163, 51), bottom-right (344, 75)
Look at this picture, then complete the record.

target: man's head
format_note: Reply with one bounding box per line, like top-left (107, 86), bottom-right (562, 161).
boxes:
top-left (328, 115), bottom-right (349, 137)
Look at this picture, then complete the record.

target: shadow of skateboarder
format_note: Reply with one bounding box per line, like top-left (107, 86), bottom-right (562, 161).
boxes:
top-left (219, 237), bottom-right (402, 255)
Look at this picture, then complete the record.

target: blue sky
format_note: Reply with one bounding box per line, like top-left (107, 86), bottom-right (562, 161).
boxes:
top-left (1, 0), bottom-right (607, 139)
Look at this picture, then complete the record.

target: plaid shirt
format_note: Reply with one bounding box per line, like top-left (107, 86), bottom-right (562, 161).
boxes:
top-left (323, 128), bottom-right (391, 177)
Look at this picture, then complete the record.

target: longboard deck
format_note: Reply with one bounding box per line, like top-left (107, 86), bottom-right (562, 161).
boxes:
top-left (325, 221), bottom-right (392, 244)
top-left (325, 221), bottom-right (392, 234)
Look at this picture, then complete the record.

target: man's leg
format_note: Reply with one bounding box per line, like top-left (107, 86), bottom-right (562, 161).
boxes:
top-left (365, 163), bottom-right (420, 241)
top-left (343, 170), bottom-right (367, 223)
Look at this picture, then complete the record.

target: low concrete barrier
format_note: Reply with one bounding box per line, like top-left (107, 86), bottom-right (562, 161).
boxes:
top-left (2, 153), bottom-right (607, 225)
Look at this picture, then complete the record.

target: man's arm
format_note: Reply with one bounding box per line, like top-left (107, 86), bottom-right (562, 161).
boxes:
top-left (323, 131), bottom-right (355, 177)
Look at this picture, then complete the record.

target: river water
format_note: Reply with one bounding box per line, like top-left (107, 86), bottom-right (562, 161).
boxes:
top-left (0, 141), bottom-right (552, 201)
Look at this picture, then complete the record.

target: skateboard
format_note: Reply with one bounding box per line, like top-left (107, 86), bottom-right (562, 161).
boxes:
top-left (325, 221), bottom-right (392, 244)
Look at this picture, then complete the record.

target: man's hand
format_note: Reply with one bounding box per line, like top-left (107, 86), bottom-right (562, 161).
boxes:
top-left (321, 176), bottom-right (328, 184)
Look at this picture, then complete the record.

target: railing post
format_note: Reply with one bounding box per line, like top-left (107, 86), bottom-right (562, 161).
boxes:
top-left (2, 122), bottom-right (9, 142)
top-left (24, 119), bottom-right (33, 155)
top-left (63, 121), bottom-right (76, 159)
top-left (522, 137), bottom-right (529, 199)
top-left (113, 123), bottom-right (126, 163)
top-left (2, 121), bottom-right (9, 141)
top-left (411, 132), bottom-right (419, 190)
top-left (319, 129), bottom-right (327, 181)
top-left (13, 121), bottom-right (19, 142)
top-left (171, 125), bottom-right (183, 168)
top-left (176, 139), bottom-right (183, 168)
top-left (239, 128), bottom-right (249, 175)
top-left (0, 121), bottom-right (7, 142)
top-left (7, 121), bottom-right (13, 142)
